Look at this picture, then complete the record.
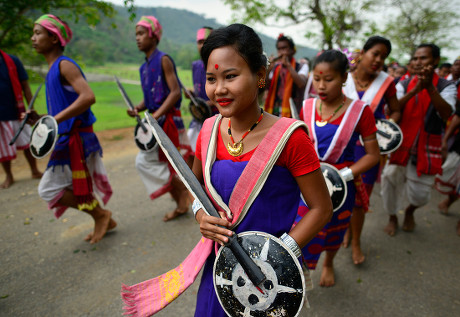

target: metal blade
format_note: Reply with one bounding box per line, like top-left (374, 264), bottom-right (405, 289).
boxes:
top-left (9, 83), bottom-right (43, 145)
top-left (177, 78), bottom-right (201, 107)
top-left (114, 76), bottom-right (135, 110)
top-left (28, 83), bottom-right (43, 111)
top-left (289, 97), bottom-right (300, 120)
top-left (144, 112), bottom-right (217, 217)
top-left (114, 76), bottom-right (147, 133)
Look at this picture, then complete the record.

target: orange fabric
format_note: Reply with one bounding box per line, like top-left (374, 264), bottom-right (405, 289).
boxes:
top-left (264, 58), bottom-right (296, 117)
top-left (369, 76), bottom-right (394, 113)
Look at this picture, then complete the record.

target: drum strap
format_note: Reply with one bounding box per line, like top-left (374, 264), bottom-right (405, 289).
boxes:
top-left (121, 115), bottom-right (308, 316)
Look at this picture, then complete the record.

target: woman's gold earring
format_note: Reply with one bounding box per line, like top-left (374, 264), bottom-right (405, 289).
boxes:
top-left (258, 78), bottom-right (266, 88)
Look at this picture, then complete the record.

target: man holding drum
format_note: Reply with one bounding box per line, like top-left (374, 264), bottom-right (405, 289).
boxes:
top-left (129, 16), bottom-right (193, 221)
top-left (28, 14), bottom-right (116, 244)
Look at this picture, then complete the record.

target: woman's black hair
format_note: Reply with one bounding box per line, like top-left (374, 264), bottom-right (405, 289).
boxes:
top-left (312, 50), bottom-right (349, 76)
top-left (200, 23), bottom-right (267, 74)
top-left (363, 36), bottom-right (392, 56)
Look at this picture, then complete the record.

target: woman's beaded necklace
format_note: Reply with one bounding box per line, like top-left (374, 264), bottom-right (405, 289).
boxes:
top-left (316, 95), bottom-right (346, 127)
top-left (353, 72), bottom-right (375, 90)
top-left (227, 108), bottom-right (264, 156)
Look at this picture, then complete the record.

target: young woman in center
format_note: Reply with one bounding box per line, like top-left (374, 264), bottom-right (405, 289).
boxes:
top-left (298, 50), bottom-right (380, 286)
top-left (192, 24), bottom-right (332, 316)
top-left (342, 36), bottom-right (400, 261)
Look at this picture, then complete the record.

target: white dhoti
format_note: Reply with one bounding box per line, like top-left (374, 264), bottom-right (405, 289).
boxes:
top-left (435, 152), bottom-right (460, 197)
top-left (381, 160), bottom-right (435, 215)
top-left (0, 120), bottom-right (31, 162)
top-left (38, 152), bottom-right (113, 218)
top-left (187, 120), bottom-right (202, 153)
top-left (136, 129), bottom-right (192, 200)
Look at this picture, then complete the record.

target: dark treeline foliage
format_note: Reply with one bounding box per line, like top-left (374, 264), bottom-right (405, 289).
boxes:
top-left (18, 5), bottom-right (317, 69)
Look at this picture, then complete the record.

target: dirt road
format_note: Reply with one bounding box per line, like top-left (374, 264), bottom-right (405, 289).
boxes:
top-left (1, 128), bottom-right (459, 316)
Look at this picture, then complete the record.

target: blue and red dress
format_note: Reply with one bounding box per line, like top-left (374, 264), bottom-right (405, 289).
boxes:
top-left (194, 115), bottom-right (320, 316)
top-left (298, 98), bottom-right (376, 269)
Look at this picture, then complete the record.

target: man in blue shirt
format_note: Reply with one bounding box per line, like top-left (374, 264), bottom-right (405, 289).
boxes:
top-left (0, 50), bottom-right (41, 189)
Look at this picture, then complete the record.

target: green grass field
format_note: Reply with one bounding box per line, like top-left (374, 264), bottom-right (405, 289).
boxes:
top-left (82, 63), bottom-right (193, 88)
top-left (29, 66), bottom-right (194, 132)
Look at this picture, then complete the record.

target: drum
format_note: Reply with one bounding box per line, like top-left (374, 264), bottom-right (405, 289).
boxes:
top-left (214, 231), bottom-right (305, 317)
top-left (375, 118), bottom-right (403, 154)
top-left (189, 97), bottom-right (212, 123)
top-left (30, 115), bottom-right (58, 159)
top-left (320, 163), bottom-right (347, 212)
top-left (134, 118), bottom-right (157, 152)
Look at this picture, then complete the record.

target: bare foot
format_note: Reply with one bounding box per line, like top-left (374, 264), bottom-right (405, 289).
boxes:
top-left (85, 217), bottom-right (117, 242)
top-left (31, 171), bottom-right (43, 179)
top-left (319, 265), bottom-right (335, 287)
top-left (438, 199), bottom-right (449, 215)
top-left (352, 244), bottom-right (365, 265)
top-left (456, 221), bottom-right (460, 236)
top-left (384, 215), bottom-right (398, 236)
top-left (88, 209), bottom-right (112, 244)
top-left (163, 208), bottom-right (188, 222)
top-left (342, 229), bottom-right (350, 248)
top-left (0, 176), bottom-right (14, 189)
top-left (402, 212), bottom-right (415, 232)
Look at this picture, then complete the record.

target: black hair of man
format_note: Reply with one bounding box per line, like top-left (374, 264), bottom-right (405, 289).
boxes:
top-left (417, 43), bottom-right (441, 60)
top-left (276, 34), bottom-right (295, 50)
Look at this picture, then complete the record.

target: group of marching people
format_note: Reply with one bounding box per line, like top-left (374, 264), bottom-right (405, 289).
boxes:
top-left (1, 12), bottom-right (459, 317)
top-left (262, 34), bottom-right (459, 288)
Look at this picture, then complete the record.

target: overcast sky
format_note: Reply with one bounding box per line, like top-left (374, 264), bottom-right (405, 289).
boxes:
top-left (108, 0), bottom-right (458, 62)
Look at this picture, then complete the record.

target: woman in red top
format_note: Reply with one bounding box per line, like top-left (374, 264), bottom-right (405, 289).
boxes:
top-left (299, 50), bottom-right (380, 286)
top-left (343, 36), bottom-right (400, 265)
top-left (192, 24), bottom-right (332, 316)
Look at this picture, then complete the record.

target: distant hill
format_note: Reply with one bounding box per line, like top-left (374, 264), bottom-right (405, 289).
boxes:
top-left (32, 6), bottom-right (318, 68)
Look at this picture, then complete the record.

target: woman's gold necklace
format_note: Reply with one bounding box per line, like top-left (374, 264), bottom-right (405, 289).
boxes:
top-left (353, 72), bottom-right (374, 90)
top-left (227, 108), bottom-right (264, 157)
top-left (316, 95), bottom-right (346, 127)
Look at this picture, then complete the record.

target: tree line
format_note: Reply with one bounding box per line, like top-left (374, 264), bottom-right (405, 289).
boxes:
top-left (1, 0), bottom-right (457, 67)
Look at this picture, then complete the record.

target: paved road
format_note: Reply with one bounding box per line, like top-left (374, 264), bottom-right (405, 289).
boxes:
top-left (1, 133), bottom-right (459, 316)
